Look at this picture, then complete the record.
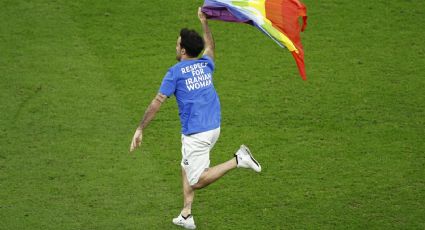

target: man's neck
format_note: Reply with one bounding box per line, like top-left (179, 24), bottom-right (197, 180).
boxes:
top-left (181, 55), bottom-right (198, 61)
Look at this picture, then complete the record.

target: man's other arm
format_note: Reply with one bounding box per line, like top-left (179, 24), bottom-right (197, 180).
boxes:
top-left (130, 93), bottom-right (167, 152)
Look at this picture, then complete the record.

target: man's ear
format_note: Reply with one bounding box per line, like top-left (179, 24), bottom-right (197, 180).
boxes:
top-left (181, 48), bottom-right (186, 55)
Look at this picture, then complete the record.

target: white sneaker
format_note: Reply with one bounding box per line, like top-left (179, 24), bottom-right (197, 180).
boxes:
top-left (235, 145), bottom-right (262, 172)
top-left (172, 214), bottom-right (196, 229)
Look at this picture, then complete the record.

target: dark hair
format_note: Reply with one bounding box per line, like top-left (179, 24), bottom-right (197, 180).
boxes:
top-left (180, 28), bottom-right (204, 57)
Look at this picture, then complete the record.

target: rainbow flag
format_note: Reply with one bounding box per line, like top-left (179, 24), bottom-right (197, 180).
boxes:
top-left (202, 0), bottom-right (308, 80)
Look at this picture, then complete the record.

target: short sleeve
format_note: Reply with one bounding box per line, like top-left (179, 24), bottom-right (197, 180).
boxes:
top-left (159, 69), bottom-right (176, 97)
top-left (202, 55), bottom-right (215, 71)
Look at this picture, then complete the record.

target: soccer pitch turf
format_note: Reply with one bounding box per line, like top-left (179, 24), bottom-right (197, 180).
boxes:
top-left (1, 0), bottom-right (424, 229)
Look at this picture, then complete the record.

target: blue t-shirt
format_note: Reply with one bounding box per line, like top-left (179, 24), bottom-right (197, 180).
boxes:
top-left (159, 55), bottom-right (221, 135)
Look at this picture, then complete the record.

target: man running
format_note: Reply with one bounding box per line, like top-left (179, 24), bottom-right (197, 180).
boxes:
top-left (130, 8), bottom-right (261, 229)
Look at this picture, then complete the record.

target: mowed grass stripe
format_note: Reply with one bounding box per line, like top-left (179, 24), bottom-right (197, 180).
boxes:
top-left (0, 1), bottom-right (148, 229)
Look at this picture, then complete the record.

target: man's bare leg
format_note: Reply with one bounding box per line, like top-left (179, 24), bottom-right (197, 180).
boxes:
top-left (181, 168), bottom-right (194, 217)
top-left (180, 158), bottom-right (236, 215)
top-left (192, 158), bottom-right (237, 190)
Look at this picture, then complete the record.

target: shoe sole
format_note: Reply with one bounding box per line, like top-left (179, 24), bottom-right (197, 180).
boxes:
top-left (172, 217), bottom-right (196, 229)
top-left (173, 222), bottom-right (196, 229)
top-left (240, 145), bottom-right (261, 172)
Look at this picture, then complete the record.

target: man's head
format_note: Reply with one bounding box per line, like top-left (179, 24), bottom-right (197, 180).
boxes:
top-left (176, 28), bottom-right (204, 61)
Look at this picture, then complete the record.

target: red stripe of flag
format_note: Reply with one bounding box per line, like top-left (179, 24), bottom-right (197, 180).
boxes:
top-left (265, 0), bottom-right (307, 80)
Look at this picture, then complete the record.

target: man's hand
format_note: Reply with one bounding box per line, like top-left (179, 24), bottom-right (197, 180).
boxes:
top-left (130, 128), bottom-right (143, 152)
top-left (198, 7), bottom-right (207, 23)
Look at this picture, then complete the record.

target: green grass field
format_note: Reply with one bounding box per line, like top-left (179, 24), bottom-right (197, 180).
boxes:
top-left (1, 0), bottom-right (424, 229)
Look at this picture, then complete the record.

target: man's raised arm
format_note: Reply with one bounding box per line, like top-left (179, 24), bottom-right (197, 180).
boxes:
top-left (198, 7), bottom-right (215, 60)
top-left (130, 93), bottom-right (167, 152)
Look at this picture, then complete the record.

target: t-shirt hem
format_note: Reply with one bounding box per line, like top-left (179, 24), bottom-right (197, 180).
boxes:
top-left (158, 90), bottom-right (173, 98)
top-left (182, 125), bottom-right (221, 136)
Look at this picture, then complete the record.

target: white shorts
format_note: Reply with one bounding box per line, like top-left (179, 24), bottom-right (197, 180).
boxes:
top-left (181, 127), bottom-right (220, 186)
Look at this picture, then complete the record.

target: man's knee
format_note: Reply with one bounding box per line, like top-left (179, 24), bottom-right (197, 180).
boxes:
top-left (191, 184), bottom-right (200, 190)
top-left (191, 182), bottom-right (203, 190)
top-left (191, 178), bottom-right (209, 190)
